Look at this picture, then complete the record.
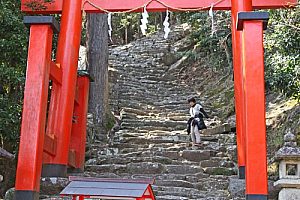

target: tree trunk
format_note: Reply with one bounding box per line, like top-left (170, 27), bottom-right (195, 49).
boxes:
top-left (86, 13), bottom-right (109, 141)
top-left (125, 27), bottom-right (128, 44)
top-left (161, 12), bottom-right (166, 26)
top-left (222, 33), bottom-right (233, 74)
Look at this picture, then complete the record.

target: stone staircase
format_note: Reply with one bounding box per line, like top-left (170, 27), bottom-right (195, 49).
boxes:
top-left (84, 27), bottom-right (238, 200)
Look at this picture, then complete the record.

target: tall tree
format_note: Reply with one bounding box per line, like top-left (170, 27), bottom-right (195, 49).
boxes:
top-left (0, 0), bottom-right (27, 196)
top-left (86, 13), bottom-right (110, 142)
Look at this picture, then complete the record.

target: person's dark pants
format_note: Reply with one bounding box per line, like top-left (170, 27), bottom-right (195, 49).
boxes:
top-left (187, 117), bottom-right (206, 134)
top-left (187, 117), bottom-right (194, 134)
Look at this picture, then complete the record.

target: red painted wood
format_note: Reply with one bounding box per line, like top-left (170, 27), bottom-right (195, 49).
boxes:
top-left (44, 80), bottom-right (60, 159)
top-left (74, 84), bottom-right (80, 105)
top-left (230, 0), bottom-right (252, 176)
top-left (43, 0), bottom-right (83, 172)
top-left (50, 62), bottom-right (62, 85)
top-left (241, 20), bottom-right (268, 195)
top-left (69, 76), bottom-right (90, 170)
top-left (68, 149), bottom-right (77, 168)
top-left (15, 25), bottom-right (53, 191)
top-left (43, 134), bottom-right (57, 156)
top-left (147, 185), bottom-right (156, 200)
top-left (21, 0), bottom-right (297, 13)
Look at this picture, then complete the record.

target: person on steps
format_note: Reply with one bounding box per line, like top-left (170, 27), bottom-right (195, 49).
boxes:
top-left (187, 97), bottom-right (209, 146)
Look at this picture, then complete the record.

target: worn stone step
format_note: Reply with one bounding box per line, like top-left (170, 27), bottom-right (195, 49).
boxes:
top-left (164, 165), bottom-right (203, 174)
top-left (116, 75), bottom-right (177, 83)
top-left (154, 186), bottom-right (229, 199)
top-left (204, 167), bottom-right (237, 176)
top-left (86, 156), bottom-right (174, 165)
top-left (92, 149), bottom-right (215, 165)
top-left (155, 195), bottom-right (190, 200)
top-left (85, 164), bottom-right (128, 174)
top-left (181, 150), bottom-right (213, 162)
top-left (112, 173), bottom-right (210, 183)
top-left (153, 185), bottom-right (204, 198)
top-left (112, 142), bottom-right (188, 150)
top-left (194, 177), bottom-right (230, 191)
top-left (119, 135), bottom-right (190, 144)
top-left (202, 123), bottom-right (232, 135)
top-left (86, 162), bottom-right (167, 175)
top-left (120, 125), bottom-right (186, 132)
top-left (121, 119), bottom-right (186, 128)
top-left (155, 180), bottom-right (195, 188)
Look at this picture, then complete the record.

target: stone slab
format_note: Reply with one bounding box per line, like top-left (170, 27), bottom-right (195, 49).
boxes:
top-left (202, 124), bottom-right (231, 135)
top-left (181, 150), bottom-right (211, 162)
top-left (278, 188), bottom-right (300, 200)
top-left (274, 179), bottom-right (300, 188)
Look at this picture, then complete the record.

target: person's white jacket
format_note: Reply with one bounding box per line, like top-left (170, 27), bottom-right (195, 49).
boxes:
top-left (190, 104), bottom-right (203, 118)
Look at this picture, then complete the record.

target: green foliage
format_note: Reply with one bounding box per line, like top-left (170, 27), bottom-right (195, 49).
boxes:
top-left (105, 112), bottom-right (116, 131)
top-left (0, 0), bottom-right (28, 151)
top-left (265, 6), bottom-right (300, 100)
top-left (176, 11), bottom-right (232, 71)
top-left (23, 0), bottom-right (55, 11)
top-left (177, 7), bottom-right (299, 99)
top-left (111, 12), bottom-right (163, 44)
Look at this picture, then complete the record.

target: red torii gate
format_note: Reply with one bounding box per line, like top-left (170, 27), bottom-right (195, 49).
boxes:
top-left (15, 0), bottom-right (297, 200)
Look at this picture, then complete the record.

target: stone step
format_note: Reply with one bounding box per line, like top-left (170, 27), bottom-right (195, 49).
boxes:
top-left (114, 133), bottom-right (219, 144)
top-left (164, 164), bottom-right (203, 174)
top-left (119, 134), bottom-right (190, 144)
top-left (119, 125), bottom-right (186, 132)
top-left (202, 123), bottom-right (231, 135)
top-left (116, 69), bottom-right (167, 76)
top-left (86, 156), bottom-right (174, 166)
top-left (181, 149), bottom-right (214, 162)
top-left (117, 100), bottom-right (191, 109)
top-left (155, 177), bottom-right (231, 192)
top-left (120, 115), bottom-right (189, 123)
top-left (155, 180), bottom-right (195, 188)
top-left (88, 148), bottom-right (218, 165)
top-left (89, 142), bottom-right (232, 159)
top-left (116, 82), bottom-right (180, 89)
top-left (153, 185), bottom-right (228, 199)
top-left (118, 93), bottom-right (189, 101)
top-left (121, 119), bottom-right (186, 128)
top-left (109, 141), bottom-right (190, 150)
top-left (155, 195), bottom-right (190, 200)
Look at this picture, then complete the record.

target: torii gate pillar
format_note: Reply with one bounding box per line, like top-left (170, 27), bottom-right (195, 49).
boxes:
top-left (15, 20), bottom-right (55, 200)
top-left (231, 0), bottom-right (269, 198)
top-left (237, 11), bottom-right (269, 199)
top-left (42, 0), bottom-right (83, 176)
top-left (230, 0), bottom-right (252, 179)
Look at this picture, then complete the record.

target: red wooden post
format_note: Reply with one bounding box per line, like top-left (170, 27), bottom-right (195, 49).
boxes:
top-left (69, 73), bottom-right (90, 171)
top-left (79, 196), bottom-right (85, 200)
top-left (230, 0), bottom-right (252, 179)
top-left (15, 17), bottom-right (56, 200)
top-left (237, 12), bottom-right (269, 199)
top-left (42, 0), bottom-right (83, 177)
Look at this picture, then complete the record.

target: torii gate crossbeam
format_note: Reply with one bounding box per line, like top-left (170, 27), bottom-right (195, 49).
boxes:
top-left (21, 0), bottom-right (296, 13)
top-left (15, 0), bottom-right (297, 200)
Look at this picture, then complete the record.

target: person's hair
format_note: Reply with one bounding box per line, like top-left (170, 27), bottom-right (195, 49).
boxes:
top-left (188, 97), bottom-right (196, 103)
